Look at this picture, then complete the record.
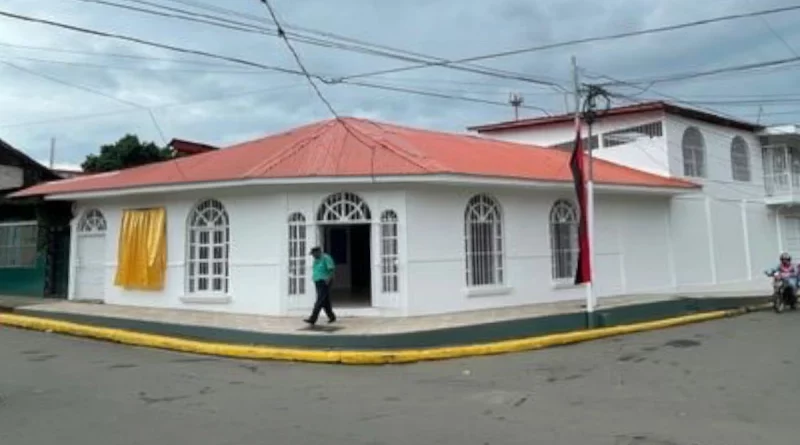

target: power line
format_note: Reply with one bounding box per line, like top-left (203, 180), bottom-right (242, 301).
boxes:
top-left (0, 8), bottom-right (558, 124)
top-left (341, 80), bottom-right (554, 115)
top-left (0, 54), bottom-right (271, 74)
top-left (0, 82), bottom-right (308, 128)
top-left (335, 4), bottom-right (800, 81)
top-left (0, 58), bottom-right (189, 177)
top-left (0, 41), bottom-right (252, 68)
top-left (1, 60), bottom-right (171, 143)
top-left (155, 0), bottom-right (566, 89)
top-left (257, 0), bottom-right (338, 118)
top-left (1, 60), bottom-right (143, 109)
top-left (747, 0), bottom-right (800, 58)
top-left (0, 9), bottom-right (307, 76)
top-left (599, 56), bottom-right (800, 86)
top-left (583, 70), bottom-right (747, 121)
top-left (74, 0), bottom-right (565, 89)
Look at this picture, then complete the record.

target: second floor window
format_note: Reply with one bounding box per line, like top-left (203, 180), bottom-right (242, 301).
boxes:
top-left (730, 136), bottom-right (751, 182)
top-left (682, 127), bottom-right (706, 178)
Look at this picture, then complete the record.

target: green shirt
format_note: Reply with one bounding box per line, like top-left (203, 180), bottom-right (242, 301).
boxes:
top-left (312, 253), bottom-right (335, 282)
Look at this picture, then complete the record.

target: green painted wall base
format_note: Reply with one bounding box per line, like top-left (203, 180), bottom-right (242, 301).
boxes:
top-left (0, 256), bottom-right (47, 297)
top-left (14, 296), bottom-right (768, 351)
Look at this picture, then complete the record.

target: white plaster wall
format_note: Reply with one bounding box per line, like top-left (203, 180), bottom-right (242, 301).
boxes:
top-left (71, 186), bottom-right (408, 316)
top-left (474, 111), bottom-right (671, 176)
top-left (66, 182), bottom-right (778, 318)
top-left (403, 186), bottom-right (679, 316)
top-left (663, 115), bottom-right (765, 200)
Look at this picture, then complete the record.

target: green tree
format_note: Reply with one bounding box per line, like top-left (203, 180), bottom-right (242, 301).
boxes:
top-left (81, 134), bottom-right (172, 173)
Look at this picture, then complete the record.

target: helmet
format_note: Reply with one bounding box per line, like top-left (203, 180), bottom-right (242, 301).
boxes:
top-left (781, 252), bottom-right (791, 261)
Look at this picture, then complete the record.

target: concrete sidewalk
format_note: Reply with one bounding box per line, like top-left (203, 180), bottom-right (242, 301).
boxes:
top-left (0, 291), bottom-right (770, 351)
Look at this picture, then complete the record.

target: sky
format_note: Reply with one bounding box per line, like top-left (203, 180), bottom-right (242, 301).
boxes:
top-left (1, 0), bottom-right (799, 170)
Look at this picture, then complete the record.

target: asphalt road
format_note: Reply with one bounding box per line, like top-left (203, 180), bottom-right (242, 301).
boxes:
top-left (1, 311), bottom-right (798, 445)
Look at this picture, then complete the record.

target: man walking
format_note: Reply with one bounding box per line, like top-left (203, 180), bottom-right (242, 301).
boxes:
top-left (304, 246), bottom-right (336, 325)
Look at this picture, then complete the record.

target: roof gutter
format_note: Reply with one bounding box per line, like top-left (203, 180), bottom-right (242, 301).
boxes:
top-left (37, 174), bottom-right (697, 201)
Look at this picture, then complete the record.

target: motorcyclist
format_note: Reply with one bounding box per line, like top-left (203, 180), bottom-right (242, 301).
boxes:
top-left (765, 252), bottom-right (798, 296)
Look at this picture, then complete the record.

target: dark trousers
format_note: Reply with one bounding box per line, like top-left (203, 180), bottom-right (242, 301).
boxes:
top-left (309, 280), bottom-right (335, 323)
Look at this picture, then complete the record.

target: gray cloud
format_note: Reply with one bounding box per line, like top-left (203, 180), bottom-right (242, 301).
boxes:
top-left (1, 0), bottom-right (799, 168)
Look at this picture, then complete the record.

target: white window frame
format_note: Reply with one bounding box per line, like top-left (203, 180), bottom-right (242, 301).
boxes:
top-left (380, 210), bottom-right (399, 294)
top-left (730, 136), bottom-right (751, 182)
top-left (288, 212), bottom-right (307, 296)
top-left (682, 126), bottom-right (706, 178)
top-left (186, 199), bottom-right (230, 299)
top-left (464, 194), bottom-right (504, 288)
top-left (549, 199), bottom-right (579, 283)
top-left (77, 209), bottom-right (107, 236)
top-left (0, 221), bottom-right (38, 269)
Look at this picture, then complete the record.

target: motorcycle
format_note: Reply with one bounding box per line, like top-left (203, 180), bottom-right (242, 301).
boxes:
top-left (766, 272), bottom-right (798, 313)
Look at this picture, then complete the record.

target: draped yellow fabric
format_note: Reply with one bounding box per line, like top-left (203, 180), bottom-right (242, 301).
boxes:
top-left (114, 208), bottom-right (167, 291)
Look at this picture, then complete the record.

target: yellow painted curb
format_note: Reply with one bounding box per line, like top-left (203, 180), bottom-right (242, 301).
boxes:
top-left (0, 306), bottom-right (761, 365)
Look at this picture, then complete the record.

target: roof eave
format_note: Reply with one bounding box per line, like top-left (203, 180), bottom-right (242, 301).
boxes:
top-left (32, 174), bottom-right (698, 201)
top-left (469, 101), bottom-right (762, 133)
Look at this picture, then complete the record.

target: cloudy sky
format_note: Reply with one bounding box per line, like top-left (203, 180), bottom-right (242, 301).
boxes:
top-left (1, 0), bottom-right (799, 170)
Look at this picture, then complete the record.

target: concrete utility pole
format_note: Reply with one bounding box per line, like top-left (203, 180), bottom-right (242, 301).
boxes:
top-left (571, 56), bottom-right (597, 323)
top-left (49, 137), bottom-right (56, 169)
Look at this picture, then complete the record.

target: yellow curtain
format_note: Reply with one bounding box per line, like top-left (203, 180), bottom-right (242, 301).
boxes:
top-left (114, 208), bottom-right (167, 291)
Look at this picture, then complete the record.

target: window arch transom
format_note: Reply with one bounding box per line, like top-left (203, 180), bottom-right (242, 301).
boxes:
top-left (78, 209), bottom-right (107, 234)
top-left (317, 192), bottom-right (371, 223)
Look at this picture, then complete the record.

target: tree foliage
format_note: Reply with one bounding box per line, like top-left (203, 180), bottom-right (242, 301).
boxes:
top-left (81, 134), bottom-right (172, 173)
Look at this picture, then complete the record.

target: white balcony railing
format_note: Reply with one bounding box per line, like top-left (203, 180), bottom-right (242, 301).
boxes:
top-left (764, 172), bottom-right (800, 197)
top-left (763, 144), bottom-right (800, 201)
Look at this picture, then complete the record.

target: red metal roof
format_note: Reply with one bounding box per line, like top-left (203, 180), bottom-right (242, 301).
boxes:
top-left (12, 117), bottom-right (697, 198)
top-left (468, 101), bottom-right (762, 133)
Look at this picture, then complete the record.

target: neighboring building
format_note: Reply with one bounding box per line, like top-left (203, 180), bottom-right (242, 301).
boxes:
top-left (470, 101), bottom-right (798, 294)
top-left (168, 139), bottom-right (218, 158)
top-left (13, 117), bottom-right (697, 317)
top-left (52, 169), bottom-right (85, 179)
top-left (0, 138), bottom-right (72, 298)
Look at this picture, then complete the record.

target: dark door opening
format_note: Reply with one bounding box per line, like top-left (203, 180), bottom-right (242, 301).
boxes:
top-left (322, 224), bottom-right (371, 307)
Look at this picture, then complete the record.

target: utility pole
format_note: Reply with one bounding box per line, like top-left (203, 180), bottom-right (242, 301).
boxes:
top-left (49, 137), bottom-right (56, 169)
top-left (571, 56), bottom-right (596, 324)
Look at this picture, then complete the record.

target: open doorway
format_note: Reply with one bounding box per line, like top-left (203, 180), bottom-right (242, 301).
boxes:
top-left (321, 224), bottom-right (371, 307)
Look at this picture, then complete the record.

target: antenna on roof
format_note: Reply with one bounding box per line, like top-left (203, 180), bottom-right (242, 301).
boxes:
top-left (509, 92), bottom-right (524, 121)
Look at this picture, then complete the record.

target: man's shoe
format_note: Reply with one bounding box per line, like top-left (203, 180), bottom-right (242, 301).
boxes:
top-left (303, 318), bottom-right (316, 325)
top-left (328, 317), bottom-right (337, 324)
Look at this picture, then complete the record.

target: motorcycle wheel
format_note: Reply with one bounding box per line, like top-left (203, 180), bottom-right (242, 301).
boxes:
top-left (774, 293), bottom-right (786, 313)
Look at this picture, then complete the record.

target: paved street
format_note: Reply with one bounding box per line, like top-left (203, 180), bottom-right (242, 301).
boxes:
top-left (1, 311), bottom-right (798, 445)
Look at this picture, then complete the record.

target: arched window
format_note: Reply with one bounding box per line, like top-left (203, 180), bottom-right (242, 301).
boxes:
top-left (187, 199), bottom-right (229, 294)
top-left (287, 212), bottom-right (307, 295)
top-left (77, 209), bottom-right (107, 234)
top-left (380, 210), bottom-right (399, 293)
top-left (464, 194), bottom-right (503, 287)
top-left (317, 192), bottom-right (371, 222)
top-left (730, 136), bottom-right (751, 182)
top-left (550, 199), bottom-right (578, 281)
top-left (682, 127), bottom-right (706, 177)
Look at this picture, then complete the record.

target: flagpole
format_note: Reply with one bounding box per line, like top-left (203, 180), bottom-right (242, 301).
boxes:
top-left (571, 56), bottom-right (595, 325)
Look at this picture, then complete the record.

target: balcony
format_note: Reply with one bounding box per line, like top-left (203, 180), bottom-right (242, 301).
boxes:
top-left (763, 144), bottom-right (800, 205)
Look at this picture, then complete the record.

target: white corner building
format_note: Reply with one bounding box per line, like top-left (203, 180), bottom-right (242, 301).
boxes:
top-left (15, 105), bottom-right (794, 317)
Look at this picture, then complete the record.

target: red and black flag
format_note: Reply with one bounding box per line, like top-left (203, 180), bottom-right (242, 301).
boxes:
top-left (569, 125), bottom-right (592, 284)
